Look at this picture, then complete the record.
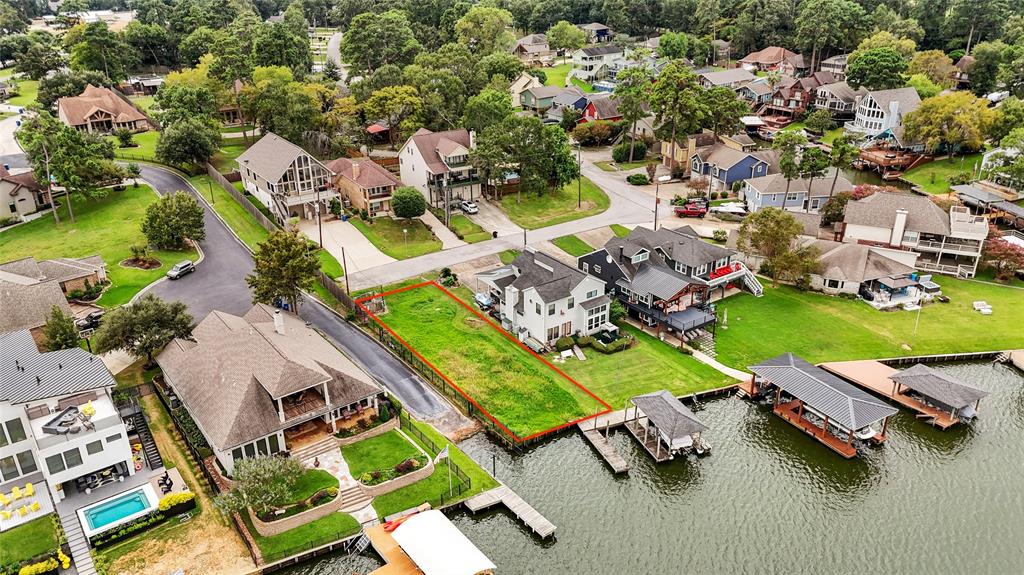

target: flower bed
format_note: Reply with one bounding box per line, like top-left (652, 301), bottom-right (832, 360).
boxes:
top-left (357, 455), bottom-right (429, 486)
top-left (256, 487), bottom-right (339, 523)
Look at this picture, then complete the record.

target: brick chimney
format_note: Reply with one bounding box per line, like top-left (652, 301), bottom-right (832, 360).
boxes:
top-left (273, 309), bottom-right (285, 335)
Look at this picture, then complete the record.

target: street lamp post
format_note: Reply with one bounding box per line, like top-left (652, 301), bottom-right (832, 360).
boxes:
top-left (403, 228), bottom-right (408, 255)
top-left (654, 175), bottom-right (671, 230)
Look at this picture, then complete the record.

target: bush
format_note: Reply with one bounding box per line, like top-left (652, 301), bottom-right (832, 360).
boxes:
top-left (795, 274), bottom-right (812, 291)
top-left (17, 557), bottom-right (57, 575)
top-left (158, 491), bottom-right (196, 512)
top-left (555, 336), bottom-right (575, 351)
top-left (612, 140), bottom-right (648, 163)
top-left (0, 216), bottom-right (19, 228)
top-left (712, 229), bottom-right (728, 242)
top-left (709, 191), bottom-right (719, 199)
top-left (392, 186), bottom-right (426, 219)
top-left (329, 197), bottom-right (342, 216)
top-left (626, 174), bottom-right (649, 185)
top-left (114, 129), bottom-right (134, 148)
top-left (947, 171), bottom-right (973, 185)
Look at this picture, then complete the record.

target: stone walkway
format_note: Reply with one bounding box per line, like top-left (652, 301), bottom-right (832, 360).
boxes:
top-left (689, 348), bottom-right (751, 381)
top-left (304, 448), bottom-right (379, 524)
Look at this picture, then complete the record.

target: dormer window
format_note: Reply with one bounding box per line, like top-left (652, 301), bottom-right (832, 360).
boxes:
top-left (631, 250), bottom-right (649, 264)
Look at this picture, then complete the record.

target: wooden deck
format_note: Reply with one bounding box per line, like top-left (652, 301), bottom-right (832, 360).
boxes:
top-left (465, 485), bottom-right (556, 538)
top-left (366, 525), bottom-right (418, 575)
top-left (773, 400), bottom-right (858, 459)
top-left (820, 361), bottom-right (959, 429)
top-left (624, 419), bottom-right (672, 462)
top-left (579, 428), bottom-right (630, 473)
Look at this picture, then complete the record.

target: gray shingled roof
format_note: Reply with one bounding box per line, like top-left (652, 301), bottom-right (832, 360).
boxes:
top-left (843, 192), bottom-right (950, 235)
top-left (891, 364), bottom-right (989, 409)
top-left (749, 353), bottom-right (898, 430)
top-left (817, 81), bottom-right (865, 103)
top-left (816, 241), bottom-right (914, 283)
top-left (630, 265), bottom-right (691, 300)
top-left (508, 250), bottom-right (588, 303)
top-left (581, 45), bottom-right (622, 57)
top-left (700, 68), bottom-right (756, 86)
top-left (603, 226), bottom-right (736, 281)
top-left (744, 171), bottom-right (852, 198)
top-left (0, 330), bottom-right (116, 403)
top-left (236, 132), bottom-right (323, 184)
top-left (867, 87), bottom-right (921, 115)
top-left (631, 390), bottom-right (707, 440)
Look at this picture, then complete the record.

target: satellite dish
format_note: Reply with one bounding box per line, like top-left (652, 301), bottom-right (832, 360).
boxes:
top-left (605, 254), bottom-right (613, 264)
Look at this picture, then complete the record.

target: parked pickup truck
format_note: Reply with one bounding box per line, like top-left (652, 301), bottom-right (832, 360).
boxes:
top-left (673, 204), bottom-right (707, 218)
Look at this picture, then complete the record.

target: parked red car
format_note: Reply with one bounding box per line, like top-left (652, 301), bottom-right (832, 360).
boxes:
top-left (673, 204), bottom-right (707, 218)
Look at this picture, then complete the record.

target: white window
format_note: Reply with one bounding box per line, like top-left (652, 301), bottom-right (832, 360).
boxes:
top-left (535, 302), bottom-right (541, 315)
top-left (547, 303), bottom-right (555, 316)
top-left (586, 289), bottom-right (599, 299)
top-left (582, 262), bottom-right (589, 273)
top-left (675, 262), bottom-right (689, 275)
top-left (695, 263), bottom-right (709, 276)
top-left (786, 192), bottom-right (799, 201)
top-left (902, 230), bottom-right (919, 244)
top-left (631, 251), bottom-right (649, 263)
top-left (594, 264), bottom-right (602, 273)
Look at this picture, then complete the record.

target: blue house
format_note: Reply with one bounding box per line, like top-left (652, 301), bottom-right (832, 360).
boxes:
top-left (742, 171), bottom-right (854, 213)
top-left (690, 142), bottom-right (779, 192)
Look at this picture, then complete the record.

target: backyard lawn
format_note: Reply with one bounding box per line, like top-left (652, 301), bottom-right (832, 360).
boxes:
top-left (714, 280), bottom-right (1024, 369)
top-left (449, 214), bottom-right (491, 243)
top-left (499, 177), bottom-right (609, 230)
top-left (0, 515), bottom-right (58, 565)
top-left (351, 217), bottom-right (441, 259)
top-left (0, 185), bottom-right (197, 306)
top-left (287, 469), bottom-right (338, 503)
top-left (782, 122), bottom-right (843, 146)
top-left (551, 234), bottom-right (594, 257)
top-left (539, 63), bottom-right (570, 87)
top-left (111, 130), bottom-right (159, 162)
top-left (559, 324), bottom-right (734, 409)
top-left (6, 78), bottom-right (38, 107)
top-left (903, 153), bottom-right (984, 195)
top-left (243, 511), bottom-right (360, 562)
top-left (371, 417), bottom-right (498, 519)
top-left (129, 95), bottom-right (156, 113)
top-left (342, 430), bottom-right (421, 477)
top-left (374, 284), bottom-right (607, 438)
top-left (571, 77), bottom-right (595, 92)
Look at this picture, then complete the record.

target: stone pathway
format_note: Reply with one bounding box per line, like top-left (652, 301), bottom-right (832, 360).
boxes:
top-left (305, 447), bottom-right (379, 523)
top-left (689, 347), bottom-right (751, 381)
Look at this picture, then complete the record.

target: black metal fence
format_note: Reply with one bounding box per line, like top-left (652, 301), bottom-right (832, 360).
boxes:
top-left (151, 378), bottom-right (220, 495)
top-left (259, 521), bottom-right (374, 567)
top-left (397, 411), bottom-right (472, 506)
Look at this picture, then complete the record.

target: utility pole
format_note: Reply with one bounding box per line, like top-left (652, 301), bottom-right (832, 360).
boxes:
top-left (207, 180), bottom-right (216, 204)
top-left (577, 144), bottom-right (582, 208)
top-left (341, 246), bottom-right (350, 293)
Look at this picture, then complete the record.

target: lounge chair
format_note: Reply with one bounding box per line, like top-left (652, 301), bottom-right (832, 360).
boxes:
top-left (10, 486), bottom-right (21, 500)
top-left (23, 483), bottom-right (33, 497)
top-left (17, 506), bottom-right (27, 517)
top-left (29, 502), bottom-right (40, 513)
top-left (0, 492), bottom-right (9, 507)
top-left (0, 510), bottom-right (10, 520)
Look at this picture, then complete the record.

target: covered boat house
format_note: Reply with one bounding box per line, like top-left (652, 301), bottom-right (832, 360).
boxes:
top-left (748, 353), bottom-right (898, 458)
top-left (890, 364), bottom-right (989, 424)
top-left (626, 390), bottom-right (709, 461)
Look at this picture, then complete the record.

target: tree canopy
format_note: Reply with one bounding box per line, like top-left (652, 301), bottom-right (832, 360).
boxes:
top-left (246, 228), bottom-right (320, 313)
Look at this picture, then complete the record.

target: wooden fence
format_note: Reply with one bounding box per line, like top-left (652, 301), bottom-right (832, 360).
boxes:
top-left (205, 163), bottom-right (281, 233)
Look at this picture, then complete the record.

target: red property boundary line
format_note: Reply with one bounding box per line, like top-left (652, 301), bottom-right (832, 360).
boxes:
top-left (355, 281), bottom-right (611, 443)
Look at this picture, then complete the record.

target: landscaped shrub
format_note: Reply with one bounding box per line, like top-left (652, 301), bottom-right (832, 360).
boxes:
top-left (358, 455), bottom-right (428, 486)
top-left (626, 174), bottom-right (649, 185)
top-left (709, 191), bottom-right (719, 200)
top-left (712, 229), bottom-right (728, 243)
top-left (795, 274), bottom-right (812, 291)
top-left (56, 551), bottom-right (69, 571)
top-left (17, 557), bottom-right (57, 575)
top-left (158, 492), bottom-right (196, 513)
top-left (612, 141), bottom-right (647, 163)
top-left (89, 512), bottom-right (168, 548)
top-left (0, 216), bottom-right (18, 228)
top-left (555, 336), bottom-right (575, 351)
top-left (947, 171), bottom-right (973, 185)
top-left (576, 334), bottom-right (633, 354)
top-left (171, 405), bottom-right (212, 457)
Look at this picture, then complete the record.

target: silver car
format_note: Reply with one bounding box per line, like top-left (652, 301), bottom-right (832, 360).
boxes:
top-left (166, 260), bottom-right (196, 279)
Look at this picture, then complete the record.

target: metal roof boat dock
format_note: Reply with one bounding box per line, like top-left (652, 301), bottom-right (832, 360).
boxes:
top-left (748, 353), bottom-right (898, 458)
top-left (820, 361), bottom-right (989, 429)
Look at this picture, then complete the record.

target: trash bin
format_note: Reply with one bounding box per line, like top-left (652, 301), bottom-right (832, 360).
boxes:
top-left (492, 230), bottom-right (498, 239)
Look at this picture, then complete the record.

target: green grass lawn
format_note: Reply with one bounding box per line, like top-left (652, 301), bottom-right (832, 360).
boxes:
top-left (351, 217), bottom-right (442, 260)
top-left (114, 357), bottom-right (161, 389)
top-left (372, 417), bottom-right (498, 519)
top-left (782, 122), bottom-right (843, 146)
top-left (287, 469), bottom-right (338, 503)
top-left (0, 185), bottom-right (197, 306)
top-left (221, 123), bottom-right (255, 134)
top-left (559, 324), bottom-right (734, 409)
top-left (317, 248), bottom-right (344, 278)
top-left (498, 249), bottom-right (520, 264)
top-left (610, 224), bottom-right (631, 238)
top-left (903, 153), bottom-right (985, 195)
top-left (714, 281), bottom-right (1024, 369)
top-left (243, 511), bottom-right (360, 562)
top-left (539, 63), bottom-right (570, 87)
top-left (188, 175), bottom-right (270, 251)
top-left (570, 77), bottom-right (595, 92)
top-left (129, 95), bottom-right (156, 113)
top-left (499, 177), bottom-right (609, 230)
top-left (6, 78), bottom-right (39, 107)
top-left (551, 234), bottom-right (594, 257)
top-left (448, 214), bottom-right (490, 243)
top-left (342, 430), bottom-right (421, 477)
top-left (111, 130), bottom-right (160, 163)
top-left (377, 285), bottom-right (607, 438)
top-left (0, 515), bottom-right (59, 565)
top-left (211, 142), bottom-right (249, 173)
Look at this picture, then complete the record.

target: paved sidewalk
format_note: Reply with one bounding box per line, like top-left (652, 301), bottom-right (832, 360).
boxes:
top-left (689, 348), bottom-right (750, 381)
top-left (419, 210), bottom-right (466, 249)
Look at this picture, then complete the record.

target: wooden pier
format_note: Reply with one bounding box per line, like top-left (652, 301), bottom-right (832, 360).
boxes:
top-left (773, 400), bottom-right (858, 459)
top-left (465, 485), bottom-right (556, 539)
top-left (623, 419), bottom-right (672, 462)
top-left (579, 428), bottom-right (630, 473)
top-left (820, 360), bottom-right (959, 429)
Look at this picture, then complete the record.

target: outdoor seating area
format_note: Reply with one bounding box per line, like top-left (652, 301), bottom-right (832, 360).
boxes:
top-left (0, 481), bottom-right (53, 532)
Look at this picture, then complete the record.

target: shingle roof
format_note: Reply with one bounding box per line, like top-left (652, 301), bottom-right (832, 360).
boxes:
top-left (890, 364), bottom-right (989, 409)
top-left (0, 256), bottom-right (103, 333)
top-left (0, 167), bottom-right (42, 193)
top-left (815, 241), bottom-right (915, 283)
top-left (587, 94), bottom-right (620, 118)
top-left (843, 191), bottom-right (950, 235)
top-left (404, 128), bottom-right (474, 175)
top-left (867, 87), bottom-right (921, 115)
top-left (603, 226), bottom-right (736, 281)
top-left (631, 390), bottom-right (707, 440)
top-left (699, 68), bottom-right (756, 86)
top-left (552, 87), bottom-right (586, 106)
top-left (508, 249), bottom-right (589, 302)
top-left (745, 170), bottom-right (852, 198)
top-left (581, 45), bottom-right (622, 57)
top-left (0, 330), bottom-right (116, 403)
top-left (740, 46), bottom-right (798, 65)
top-left (817, 81), bottom-right (865, 103)
top-left (156, 304), bottom-right (381, 450)
top-left (580, 22), bottom-right (610, 30)
top-left (749, 353), bottom-right (898, 430)
top-left (525, 85), bottom-right (563, 100)
top-left (629, 265), bottom-right (691, 300)
top-left (57, 85), bottom-right (149, 128)
top-left (326, 157), bottom-right (399, 190)
top-left (236, 132), bottom-right (324, 184)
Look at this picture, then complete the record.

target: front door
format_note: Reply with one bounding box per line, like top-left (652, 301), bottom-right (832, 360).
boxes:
top-left (561, 321), bottom-right (572, 337)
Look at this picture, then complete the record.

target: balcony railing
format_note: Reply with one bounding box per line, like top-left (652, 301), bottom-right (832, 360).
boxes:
top-left (915, 240), bottom-right (982, 255)
top-left (34, 414), bottom-right (123, 450)
top-left (282, 188), bottom-right (340, 206)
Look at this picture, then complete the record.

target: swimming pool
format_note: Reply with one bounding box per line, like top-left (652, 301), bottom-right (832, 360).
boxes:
top-left (77, 484), bottom-right (158, 538)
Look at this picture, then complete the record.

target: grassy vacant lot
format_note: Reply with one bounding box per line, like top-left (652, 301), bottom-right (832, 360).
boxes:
top-left (372, 418), bottom-right (498, 519)
top-left (539, 62), bottom-right (570, 87)
top-left (0, 516), bottom-right (58, 565)
top-left (351, 217), bottom-right (441, 259)
top-left (499, 177), bottom-right (609, 229)
top-left (342, 430), bottom-right (421, 477)
top-left (560, 325), bottom-right (734, 409)
top-left (551, 234), bottom-right (594, 257)
top-left (377, 285), bottom-right (606, 438)
top-left (288, 469), bottom-right (338, 503)
top-left (449, 214), bottom-right (490, 243)
top-left (242, 511), bottom-right (360, 561)
top-left (715, 280), bottom-right (1024, 369)
top-left (6, 78), bottom-right (38, 107)
top-left (0, 185), bottom-right (197, 306)
top-left (129, 95), bottom-right (156, 113)
top-left (114, 357), bottom-right (160, 389)
top-left (903, 153), bottom-right (984, 195)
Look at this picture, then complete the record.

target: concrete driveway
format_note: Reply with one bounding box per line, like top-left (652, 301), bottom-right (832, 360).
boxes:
top-left (465, 197), bottom-right (522, 237)
top-left (298, 218), bottom-right (396, 275)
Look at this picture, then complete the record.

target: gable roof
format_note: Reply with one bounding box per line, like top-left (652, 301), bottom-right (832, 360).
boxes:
top-left (156, 304), bottom-right (380, 450)
top-left (843, 191), bottom-right (950, 235)
top-left (404, 128), bottom-right (474, 175)
top-left (814, 241), bottom-right (915, 283)
top-left (631, 390), bottom-right (707, 440)
top-left (745, 170), bottom-right (852, 198)
top-left (552, 86), bottom-right (587, 106)
top-left (740, 46), bottom-right (798, 65)
top-left (866, 87), bottom-right (921, 115)
top-left (580, 45), bottom-right (622, 57)
top-left (749, 353), bottom-right (898, 431)
top-left (890, 364), bottom-right (989, 409)
top-left (580, 22), bottom-right (610, 31)
top-left (57, 84), bottom-right (148, 127)
top-left (326, 157), bottom-right (399, 190)
top-left (514, 33), bottom-right (548, 49)
top-left (603, 225), bottom-right (736, 281)
top-left (524, 85), bottom-right (563, 100)
top-left (699, 68), bottom-right (756, 86)
top-left (507, 249), bottom-right (591, 302)
top-left (0, 166), bottom-right (42, 194)
top-left (0, 330), bottom-right (116, 404)
top-left (236, 132), bottom-right (325, 184)
top-left (586, 94), bottom-right (620, 118)
top-left (817, 81), bottom-right (865, 103)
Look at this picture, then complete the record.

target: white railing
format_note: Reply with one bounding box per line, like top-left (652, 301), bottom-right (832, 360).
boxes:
top-left (34, 414), bottom-right (123, 450)
top-left (915, 240), bottom-right (982, 255)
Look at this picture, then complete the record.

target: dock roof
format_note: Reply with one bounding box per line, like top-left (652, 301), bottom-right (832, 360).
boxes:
top-left (631, 390), bottom-right (707, 440)
top-left (391, 510), bottom-right (496, 575)
top-left (749, 353), bottom-right (897, 431)
top-left (890, 364), bottom-right (989, 409)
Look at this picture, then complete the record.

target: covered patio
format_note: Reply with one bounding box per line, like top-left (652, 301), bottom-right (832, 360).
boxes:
top-left (862, 274), bottom-right (922, 310)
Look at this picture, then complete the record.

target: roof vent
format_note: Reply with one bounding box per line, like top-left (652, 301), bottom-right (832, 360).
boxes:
top-left (36, 375), bottom-right (41, 385)
top-left (58, 363), bottom-right (62, 369)
top-left (273, 309), bottom-right (285, 335)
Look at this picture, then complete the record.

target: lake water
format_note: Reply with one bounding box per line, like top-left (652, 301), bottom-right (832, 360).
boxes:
top-left (281, 362), bottom-right (1024, 574)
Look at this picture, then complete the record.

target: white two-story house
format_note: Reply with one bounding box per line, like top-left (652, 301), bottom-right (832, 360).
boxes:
top-left (840, 191), bottom-right (989, 277)
top-left (571, 46), bottom-right (625, 83)
top-left (399, 128), bottom-right (481, 207)
top-left (844, 87), bottom-right (920, 136)
top-left (0, 330), bottom-right (135, 502)
top-left (476, 248), bottom-right (612, 349)
top-left (235, 132), bottom-right (337, 222)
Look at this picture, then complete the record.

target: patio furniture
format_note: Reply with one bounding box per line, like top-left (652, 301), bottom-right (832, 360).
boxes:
top-left (0, 510), bottom-right (10, 520)
top-left (29, 502), bottom-right (39, 513)
top-left (0, 492), bottom-right (9, 507)
top-left (11, 486), bottom-right (21, 500)
top-left (17, 506), bottom-right (26, 517)
top-left (23, 483), bottom-right (33, 497)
